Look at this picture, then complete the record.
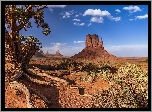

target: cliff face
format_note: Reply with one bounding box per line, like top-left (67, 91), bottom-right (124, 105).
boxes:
top-left (85, 34), bottom-right (103, 49)
top-left (33, 50), bottom-right (46, 58)
top-left (71, 34), bottom-right (124, 61)
top-left (55, 50), bottom-right (63, 56)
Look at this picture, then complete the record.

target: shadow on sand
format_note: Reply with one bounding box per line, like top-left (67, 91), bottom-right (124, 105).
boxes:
top-left (19, 75), bottom-right (62, 108)
top-left (28, 64), bottom-right (76, 85)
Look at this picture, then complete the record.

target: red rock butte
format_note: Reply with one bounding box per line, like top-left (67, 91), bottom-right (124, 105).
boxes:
top-left (33, 50), bottom-right (63, 58)
top-left (71, 34), bottom-right (125, 61)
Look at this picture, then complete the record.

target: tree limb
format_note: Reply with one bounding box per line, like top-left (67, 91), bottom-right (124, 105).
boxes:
top-left (15, 5), bottom-right (47, 32)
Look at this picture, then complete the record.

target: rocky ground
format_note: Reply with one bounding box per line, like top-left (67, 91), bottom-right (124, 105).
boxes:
top-left (5, 71), bottom-right (109, 108)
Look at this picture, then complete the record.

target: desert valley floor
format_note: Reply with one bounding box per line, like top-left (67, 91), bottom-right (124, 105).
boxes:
top-left (5, 56), bottom-right (148, 108)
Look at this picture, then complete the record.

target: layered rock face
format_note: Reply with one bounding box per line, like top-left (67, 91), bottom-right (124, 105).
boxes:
top-left (33, 50), bottom-right (46, 58)
top-left (71, 34), bottom-right (124, 61)
top-left (45, 51), bottom-right (52, 57)
top-left (55, 50), bottom-right (63, 56)
top-left (86, 34), bottom-right (103, 49)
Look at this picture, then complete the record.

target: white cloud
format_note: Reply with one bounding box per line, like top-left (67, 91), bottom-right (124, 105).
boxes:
top-left (47, 5), bottom-right (66, 12)
top-left (123, 5), bottom-right (142, 13)
top-left (115, 9), bottom-right (121, 13)
top-left (83, 9), bottom-right (111, 17)
top-left (128, 13), bottom-right (132, 16)
top-left (75, 15), bottom-right (79, 17)
top-left (74, 22), bottom-right (85, 26)
top-left (50, 43), bottom-right (67, 47)
top-left (90, 17), bottom-right (104, 23)
top-left (48, 5), bottom-right (66, 8)
top-left (108, 16), bottom-right (121, 21)
top-left (74, 41), bottom-right (84, 44)
top-left (135, 14), bottom-right (148, 20)
top-left (74, 22), bottom-right (77, 25)
top-left (88, 23), bottom-right (91, 26)
top-left (110, 16), bottom-right (121, 21)
top-left (79, 23), bottom-right (85, 26)
top-left (60, 10), bottom-right (75, 18)
top-left (129, 19), bottom-right (134, 21)
top-left (83, 9), bottom-right (121, 23)
top-left (105, 44), bottom-right (148, 57)
top-left (73, 19), bottom-right (80, 21)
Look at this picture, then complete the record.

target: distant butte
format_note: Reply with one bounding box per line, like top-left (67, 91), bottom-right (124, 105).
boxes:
top-left (33, 50), bottom-right (46, 58)
top-left (71, 34), bottom-right (125, 61)
top-left (44, 50), bottom-right (63, 57)
top-left (33, 50), bottom-right (63, 58)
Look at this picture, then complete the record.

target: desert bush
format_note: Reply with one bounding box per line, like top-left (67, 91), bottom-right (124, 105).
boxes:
top-left (91, 63), bottom-right (148, 108)
top-left (82, 63), bottom-right (99, 72)
top-left (79, 76), bottom-right (87, 82)
top-left (92, 84), bottom-right (138, 108)
top-left (57, 59), bottom-right (84, 71)
top-left (79, 62), bottom-right (113, 83)
top-left (146, 58), bottom-right (148, 62)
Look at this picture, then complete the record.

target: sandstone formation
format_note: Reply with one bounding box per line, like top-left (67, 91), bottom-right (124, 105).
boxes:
top-left (45, 51), bottom-right (52, 57)
top-left (71, 34), bottom-right (125, 61)
top-left (55, 50), bottom-right (63, 56)
top-left (33, 50), bottom-right (46, 58)
top-left (33, 49), bottom-right (64, 58)
top-left (44, 50), bottom-right (63, 57)
top-left (86, 34), bottom-right (103, 49)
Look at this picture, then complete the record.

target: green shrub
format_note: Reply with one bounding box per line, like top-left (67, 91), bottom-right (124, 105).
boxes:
top-left (146, 58), bottom-right (148, 62)
top-left (91, 63), bottom-right (148, 108)
top-left (57, 59), bottom-right (84, 71)
top-left (81, 63), bottom-right (99, 72)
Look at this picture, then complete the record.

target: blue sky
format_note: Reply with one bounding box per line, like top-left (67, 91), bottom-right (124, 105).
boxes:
top-left (19, 5), bottom-right (148, 57)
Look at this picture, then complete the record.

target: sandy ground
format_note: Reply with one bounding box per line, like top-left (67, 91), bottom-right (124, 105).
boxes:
top-left (5, 57), bottom-right (148, 108)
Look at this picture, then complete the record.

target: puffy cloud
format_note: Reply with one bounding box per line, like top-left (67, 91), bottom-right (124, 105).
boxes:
top-left (115, 9), bottom-right (121, 13)
top-left (90, 17), bottom-right (104, 23)
top-left (106, 15), bottom-right (121, 21)
top-left (123, 5), bottom-right (142, 13)
top-left (74, 22), bottom-right (77, 25)
top-left (88, 23), bottom-right (91, 26)
top-left (73, 19), bottom-right (80, 21)
top-left (75, 15), bottom-right (79, 17)
top-left (83, 9), bottom-right (111, 17)
top-left (74, 22), bottom-right (85, 26)
top-left (79, 23), bottom-right (85, 26)
top-left (60, 10), bottom-right (75, 18)
top-left (48, 5), bottom-right (66, 8)
top-left (108, 16), bottom-right (121, 21)
top-left (83, 9), bottom-right (121, 23)
top-left (47, 5), bottom-right (66, 12)
top-left (50, 43), bottom-right (67, 47)
top-left (128, 13), bottom-right (132, 16)
top-left (129, 19), bottom-right (134, 21)
top-left (74, 41), bottom-right (84, 44)
top-left (135, 14), bottom-right (148, 20)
